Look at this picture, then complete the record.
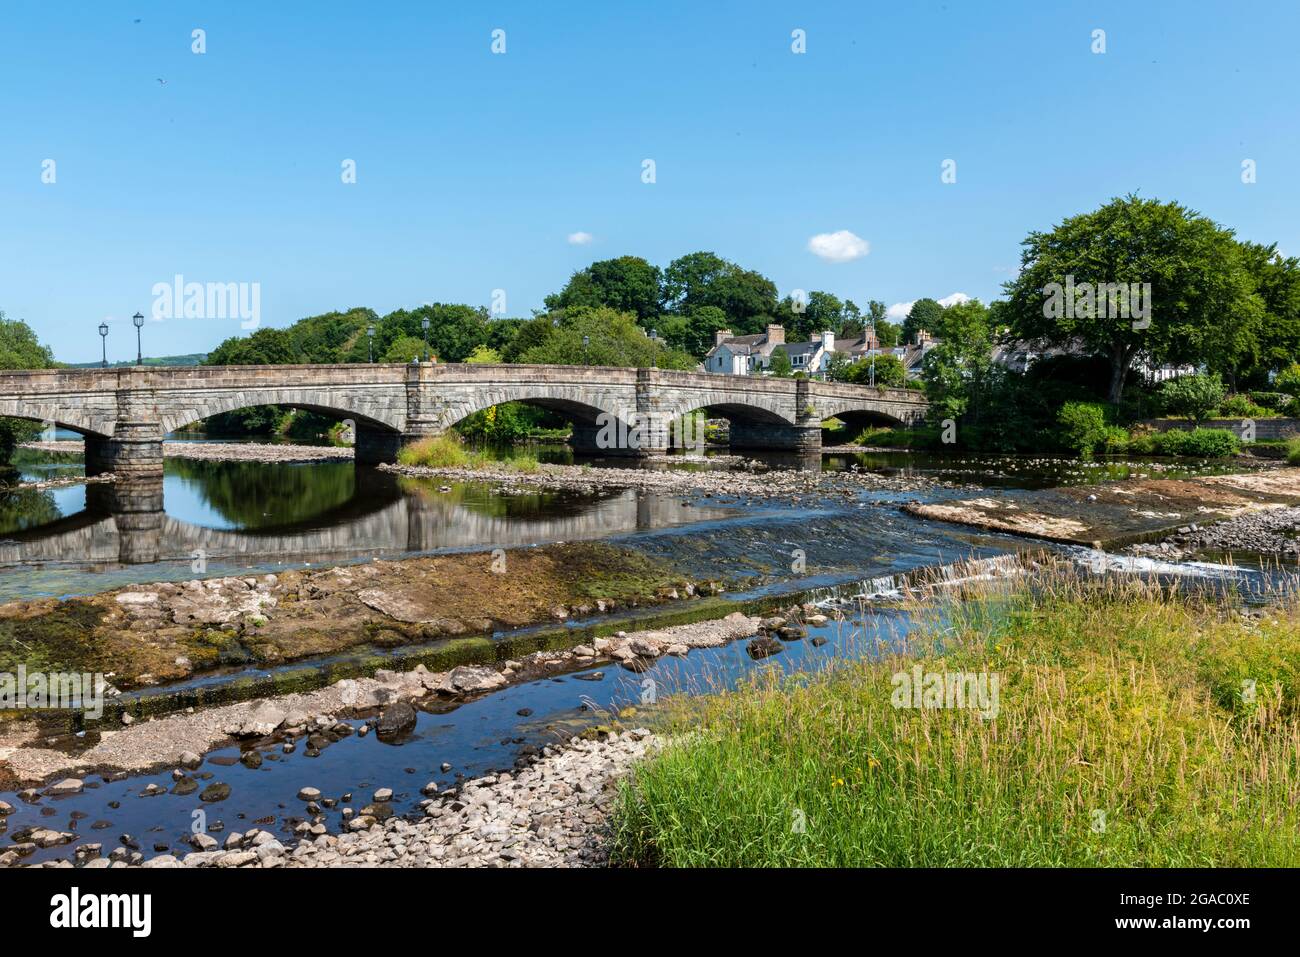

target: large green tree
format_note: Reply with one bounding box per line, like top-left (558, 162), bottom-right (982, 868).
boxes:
top-left (515, 307), bottom-right (694, 369)
top-left (1237, 242), bottom-right (1300, 386)
top-left (661, 251), bottom-right (779, 336)
top-left (902, 298), bottom-right (944, 345)
top-left (1002, 195), bottom-right (1262, 403)
top-left (0, 313), bottom-right (56, 460)
top-left (545, 256), bottom-right (663, 323)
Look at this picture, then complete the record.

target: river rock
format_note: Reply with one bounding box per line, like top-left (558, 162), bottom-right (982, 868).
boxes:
top-left (437, 665), bottom-right (506, 695)
top-left (199, 783), bottom-right (231, 803)
top-left (376, 701), bottom-right (418, 738)
top-left (746, 635), bottom-right (784, 659)
top-left (233, 705), bottom-right (287, 737)
top-left (178, 751), bottom-right (203, 770)
top-left (47, 778), bottom-right (84, 796)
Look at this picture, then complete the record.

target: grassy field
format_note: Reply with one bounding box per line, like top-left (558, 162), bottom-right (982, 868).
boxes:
top-left (609, 572), bottom-right (1300, 866)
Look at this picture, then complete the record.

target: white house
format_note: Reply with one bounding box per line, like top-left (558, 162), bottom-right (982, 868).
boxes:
top-left (704, 325), bottom-right (837, 377)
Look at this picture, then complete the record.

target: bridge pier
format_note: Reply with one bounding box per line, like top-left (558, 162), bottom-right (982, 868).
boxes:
top-left (354, 423), bottom-right (403, 465)
top-left (85, 482), bottom-right (164, 564)
top-left (84, 430), bottom-right (164, 482)
top-left (728, 421), bottom-right (822, 453)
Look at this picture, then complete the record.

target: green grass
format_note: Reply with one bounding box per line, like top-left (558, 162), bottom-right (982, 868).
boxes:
top-left (397, 433), bottom-right (471, 468)
top-left (396, 433), bottom-right (541, 472)
top-left (609, 572), bottom-right (1300, 867)
top-left (1286, 436), bottom-right (1300, 465)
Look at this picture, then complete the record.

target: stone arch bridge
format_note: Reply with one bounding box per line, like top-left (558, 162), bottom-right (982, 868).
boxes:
top-left (0, 363), bottom-right (927, 478)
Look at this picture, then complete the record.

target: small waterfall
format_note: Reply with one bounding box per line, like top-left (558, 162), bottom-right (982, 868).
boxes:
top-left (811, 552), bottom-right (1034, 607)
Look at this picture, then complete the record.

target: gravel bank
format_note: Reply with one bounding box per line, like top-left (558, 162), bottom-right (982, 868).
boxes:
top-left (381, 459), bottom-right (950, 498)
top-left (0, 613), bottom-right (758, 785)
top-left (21, 440), bottom-right (351, 464)
top-left (1124, 505), bottom-right (1300, 560)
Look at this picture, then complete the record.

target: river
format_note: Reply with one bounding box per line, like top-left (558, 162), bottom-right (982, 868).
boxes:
top-left (0, 440), bottom-right (1273, 865)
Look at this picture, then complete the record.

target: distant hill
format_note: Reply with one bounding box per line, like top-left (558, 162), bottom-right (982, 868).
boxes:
top-left (64, 353), bottom-right (208, 368)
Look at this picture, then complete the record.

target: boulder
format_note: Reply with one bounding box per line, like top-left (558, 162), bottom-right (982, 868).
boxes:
top-left (375, 701), bottom-right (418, 738)
top-left (437, 666), bottom-right (506, 695)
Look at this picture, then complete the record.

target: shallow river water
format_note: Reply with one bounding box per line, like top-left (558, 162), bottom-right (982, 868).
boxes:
top-left (0, 443), bottom-right (1278, 865)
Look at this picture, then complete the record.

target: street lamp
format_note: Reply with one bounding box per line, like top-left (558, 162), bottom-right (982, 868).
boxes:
top-left (132, 312), bottom-right (144, 365)
top-left (367, 324), bottom-right (375, 363)
top-left (98, 322), bottom-right (109, 368)
top-left (649, 328), bottom-right (658, 369)
top-left (420, 316), bottom-right (430, 363)
top-left (868, 319), bottom-right (876, 387)
top-left (582, 334), bottom-right (590, 365)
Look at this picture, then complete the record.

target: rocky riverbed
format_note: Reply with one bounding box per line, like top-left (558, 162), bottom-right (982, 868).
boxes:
top-left (2, 612), bottom-right (781, 868)
top-left (382, 458), bottom-right (954, 498)
top-left (1124, 505), bottom-right (1300, 560)
top-left (0, 541), bottom-right (715, 692)
top-left (14, 730), bottom-right (659, 870)
top-left (21, 440), bottom-right (351, 464)
top-left (905, 468), bottom-right (1300, 548)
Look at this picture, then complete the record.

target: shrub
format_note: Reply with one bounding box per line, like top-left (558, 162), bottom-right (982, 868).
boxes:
top-left (1287, 436), bottom-right (1300, 465)
top-left (1275, 363), bottom-right (1300, 404)
top-left (396, 433), bottom-right (469, 468)
top-left (1219, 393), bottom-right (1270, 418)
top-left (1159, 373), bottom-right (1226, 424)
top-left (1154, 428), bottom-right (1241, 457)
top-left (1250, 391), bottom-right (1293, 414)
top-left (1056, 402), bottom-right (1110, 457)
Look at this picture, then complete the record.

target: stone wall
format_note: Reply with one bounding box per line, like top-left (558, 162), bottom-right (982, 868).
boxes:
top-left (1140, 417), bottom-right (1300, 441)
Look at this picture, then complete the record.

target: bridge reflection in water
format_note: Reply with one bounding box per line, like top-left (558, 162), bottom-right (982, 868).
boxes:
top-left (0, 465), bottom-right (737, 573)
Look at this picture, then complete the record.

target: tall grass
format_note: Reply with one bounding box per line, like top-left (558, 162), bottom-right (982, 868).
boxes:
top-left (396, 433), bottom-right (541, 472)
top-left (396, 433), bottom-right (470, 468)
top-left (609, 572), bottom-right (1300, 866)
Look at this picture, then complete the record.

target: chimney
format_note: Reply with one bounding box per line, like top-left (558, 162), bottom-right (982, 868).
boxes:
top-left (765, 323), bottom-right (785, 346)
top-left (713, 328), bottom-right (732, 347)
top-left (821, 329), bottom-right (835, 352)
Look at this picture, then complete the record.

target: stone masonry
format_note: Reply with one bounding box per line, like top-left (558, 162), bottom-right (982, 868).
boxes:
top-left (0, 363), bottom-right (927, 478)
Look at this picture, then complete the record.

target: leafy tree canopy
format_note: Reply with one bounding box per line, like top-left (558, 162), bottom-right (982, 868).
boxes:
top-left (1001, 194), bottom-right (1261, 403)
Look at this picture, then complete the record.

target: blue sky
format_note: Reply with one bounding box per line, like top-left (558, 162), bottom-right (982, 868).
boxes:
top-left (2, 0), bottom-right (1297, 363)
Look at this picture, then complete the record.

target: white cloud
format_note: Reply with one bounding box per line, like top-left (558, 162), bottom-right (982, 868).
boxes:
top-left (885, 301), bottom-right (914, 321)
top-left (567, 231), bottom-right (594, 245)
top-left (807, 230), bottom-right (870, 263)
top-left (885, 293), bottom-right (972, 322)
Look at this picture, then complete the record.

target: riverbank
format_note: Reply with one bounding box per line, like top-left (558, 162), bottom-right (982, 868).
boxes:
top-left (607, 571), bottom-right (1300, 867)
top-left (381, 458), bottom-right (951, 497)
top-left (20, 440), bottom-right (351, 464)
top-left (0, 612), bottom-right (760, 788)
top-left (0, 541), bottom-right (716, 695)
top-left (904, 467), bottom-right (1300, 547)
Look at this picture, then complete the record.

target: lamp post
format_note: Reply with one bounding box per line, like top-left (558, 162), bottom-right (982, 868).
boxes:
top-left (420, 316), bottom-right (430, 363)
top-left (132, 312), bottom-right (144, 365)
top-left (367, 324), bottom-right (375, 363)
top-left (99, 322), bottom-right (109, 368)
top-left (869, 320), bottom-right (876, 387)
top-left (649, 328), bottom-right (658, 369)
top-left (582, 334), bottom-right (590, 365)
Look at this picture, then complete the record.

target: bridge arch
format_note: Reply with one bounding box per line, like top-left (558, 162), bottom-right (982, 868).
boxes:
top-left (435, 380), bottom-right (633, 434)
top-left (0, 399), bottom-right (111, 438)
top-left (160, 394), bottom-right (403, 436)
